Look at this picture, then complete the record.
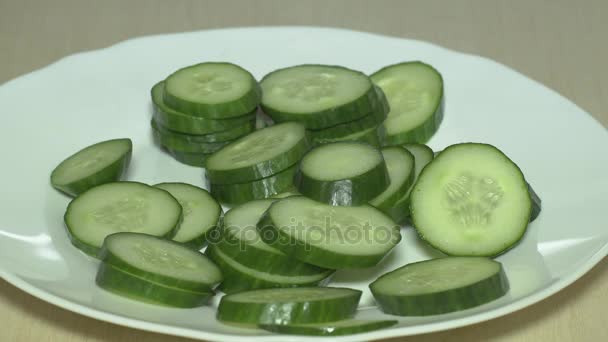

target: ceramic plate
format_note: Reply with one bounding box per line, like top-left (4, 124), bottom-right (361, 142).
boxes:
top-left (0, 27), bottom-right (606, 341)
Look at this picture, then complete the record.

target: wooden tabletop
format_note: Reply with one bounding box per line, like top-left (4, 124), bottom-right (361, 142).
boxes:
top-left (1, 0), bottom-right (607, 341)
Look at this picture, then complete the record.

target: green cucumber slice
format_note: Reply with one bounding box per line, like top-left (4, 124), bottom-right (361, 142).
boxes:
top-left (370, 257), bottom-right (509, 316)
top-left (369, 147), bottom-right (415, 212)
top-left (51, 138), bottom-right (132, 197)
top-left (152, 117), bottom-right (254, 143)
top-left (215, 199), bottom-right (328, 276)
top-left (258, 196), bottom-right (401, 269)
top-left (151, 120), bottom-right (232, 153)
top-left (217, 287), bottom-right (361, 325)
top-left (99, 232), bottom-right (222, 292)
top-left (528, 183), bottom-right (542, 222)
top-left (151, 81), bottom-right (255, 135)
top-left (205, 122), bottom-right (310, 184)
top-left (209, 165), bottom-right (297, 205)
top-left (411, 143), bottom-right (532, 256)
top-left (260, 65), bottom-right (379, 129)
top-left (259, 319), bottom-right (398, 336)
top-left (206, 245), bottom-right (333, 294)
top-left (154, 183), bottom-right (222, 249)
top-left (311, 125), bottom-right (383, 147)
top-left (163, 62), bottom-right (260, 118)
top-left (64, 182), bottom-right (182, 256)
top-left (164, 149), bottom-right (209, 167)
top-left (295, 142), bottom-right (389, 205)
top-left (371, 61), bottom-right (444, 145)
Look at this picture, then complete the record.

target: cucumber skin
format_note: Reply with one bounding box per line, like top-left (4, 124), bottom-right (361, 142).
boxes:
top-left (63, 182), bottom-right (182, 258)
top-left (295, 151), bottom-right (390, 206)
top-left (384, 195), bottom-right (411, 225)
top-left (312, 126), bottom-right (383, 147)
top-left (260, 65), bottom-right (381, 129)
top-left (163, 63), bottom-right (261, 119)
top-left (369, 147), bottom-right (416, 212)
top-left (151, 81), bottom-right (255, 135)
top-left (165, 148), bottom-right (209, 167)
top-left (152, 117), bottom-right (255, 143)
top-left (528, 183), bottom-right (542, 222)
top-left (208, 165), bottom-right (297, 205)
top-left (370, 259), bottom-right (509, 316)
top-left (50, 139), bottom-right (132, 197)
top-left (257, 208), bottom-right (401, 269)
top-left (152, 121), bottom-right (233, 153)
top-left (259, 320), bottom-right (398, 336)
top-left (205, 244), bottom-right (333, 294)
top-left (382, 96), bottom-right (444, 146)
top-left (216, 287), bottom-right (361, 325)
top-left (96, 262), bottom-right (213, 308)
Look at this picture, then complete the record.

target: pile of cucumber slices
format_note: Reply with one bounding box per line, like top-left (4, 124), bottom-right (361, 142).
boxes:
top-left (49, 60), bottom-right (542, 336)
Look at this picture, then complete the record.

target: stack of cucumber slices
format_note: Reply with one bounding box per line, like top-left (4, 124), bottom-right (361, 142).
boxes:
top-left (48, 59), bottom-right (545, 337)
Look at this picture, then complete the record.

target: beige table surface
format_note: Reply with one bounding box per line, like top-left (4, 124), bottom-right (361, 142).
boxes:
top-left (1, 0), bottom-right (607, 341)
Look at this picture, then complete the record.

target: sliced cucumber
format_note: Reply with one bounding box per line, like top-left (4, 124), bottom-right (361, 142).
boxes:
top-left (163, 62), bottom-right (260, 118)
top-left (205, 122), bottom-right (310, 184)
top-left (206, 244), bottom-right (333, 294)
top-left (371, 61), bottom-right (444, 145)
top-left (370, 257), bottom-right (509, 316)
top-left (152, 121), bottom-right (232, 153)
top-left (411, 143), bottom-right (532, 256)
top-left (217, 287), bottom-right (361, 325)
top-left (260, 65), bottom-right (379, 129)
top-left (64, 182), bottom-right (182, 256)
top-left (164, 149), bottom-right (209, 167)
top-left (152, 117), bottom-right (254, 143)
top-left (151, 81), bottom-right (255, 135)
top-left (51, 139), bottom-right (132, 197)
top-left (260, 319), bottom-right (398, 336)
top-left (528, 183), bottom-right (542, 222)
top-left (369, 147), bottom-right (415, 212)
top-left (258, 196), bottom-right (401, 269)
top-left (311, 125), bottom-right (382, 147)
top-left (295, 142), bottom-right (389, 205)
top-left (209, 165), bottom-right (296, 205)
top-left (216, 199), bottom-right (327, 275)
top-left (154, 183), bottom-right (222, 249)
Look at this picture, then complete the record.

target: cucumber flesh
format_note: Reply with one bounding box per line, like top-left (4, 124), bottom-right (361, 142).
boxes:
top-left (64, 182), bottom-right (182, 256)
top-left (371, 61), bottom-right (444, 145)
top-left (217, 287), bottom-right (361, 325)
top-left (411, 143), bottom-right (531, 256)
top-left (369, 147), bottom-right (415, 212)
top-left (370, 257), bottom-right (509, 315)
top-left (259, 319), bottom-right (398, 336)
top-left (258, 196), bottom-right (401, 269)
top-left (295, 142), bottom-right (389, 205)
top-left (154, 183), bottom-right (222, 249)
top-left (51, 138), bottom-right (132, 197)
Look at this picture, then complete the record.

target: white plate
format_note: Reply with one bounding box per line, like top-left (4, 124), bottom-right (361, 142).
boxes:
top-left (0, 26), bottom-right (607, 341)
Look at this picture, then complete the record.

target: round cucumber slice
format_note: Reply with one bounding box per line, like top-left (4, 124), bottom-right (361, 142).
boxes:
top-left (259, 319), bottom-right (398, 336)
top-left (151, 121), bottom-right (232, 153)
top-left (205, 122), bottom-right (310, 184)
top-left (369, 147), bottom-right (415, 212)
top-left (151, 81), bottom-right (255, 135)
top-left (411, 143), bottom-right (532, 256)
top-left (295, 142), bottom-right (389, 205)
top-left (64, 182), bottom-right (182, 256)
top-left (370, 257), bottom-right (509, 316)
top-left (154, 183), bottom-right (222, 249)
top-left (51, 138), bottom-right (132, 197)
top-left (258, 196), bottom-right (401, 269)
top-left (152, 117), bottom-right (254, 143)
top-left (217, 287), bottom-right (361, 325)
top-left (371, 61), bottom-right (444, 145)
top-left (163, 62), bottom-right (261, 118)
top-left (260, 65), bottom-right (380, 129)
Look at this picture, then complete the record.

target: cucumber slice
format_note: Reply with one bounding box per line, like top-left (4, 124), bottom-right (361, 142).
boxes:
top-left (154, 183), bottom-right (222, 249)
top-left (528, 183), bottom-right (542, 222)
top-left (216, 199), bottom-right (328, 276)
top-left (370, 257), bottom-right (509, 316)
top-left (151, 81), bottom-right (255, 135)
top-left (50, 138), bottom-right (132, 197)
top-left (206, 245), bottom-right (333, 294)
top-left (260, 65), bottom-right (379, 129)
top-left (64, 182), bottom-right (182, 256)
top-left (209, 165), bottom-right (297, 205)
top-left (259, 319), bottom-right (398, 336)
top-left (258, 196), bottom-right (401, 269)
top-left (295, 142), bottom-right (389, 205)
top-left (411, 143), bottom-right (532, 256)
top-left (163, 62), bottom-right (260, 118)
top-left (152, 117), bottom-right (254, 143)
top-left (217, 287), bottom-right (361, 325)
top-left (205, 122), bottom-right (310, 184)
top-left (152, 121), bottom-right (232, 153)
top-left (311, 125), bottom-right (382, 147)
top-left (371, 61), bottom-right (444, 145)
top-left (164, 149), bottom-right (209, 167)
top-left (369, 147), bottom-right (415, 212)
